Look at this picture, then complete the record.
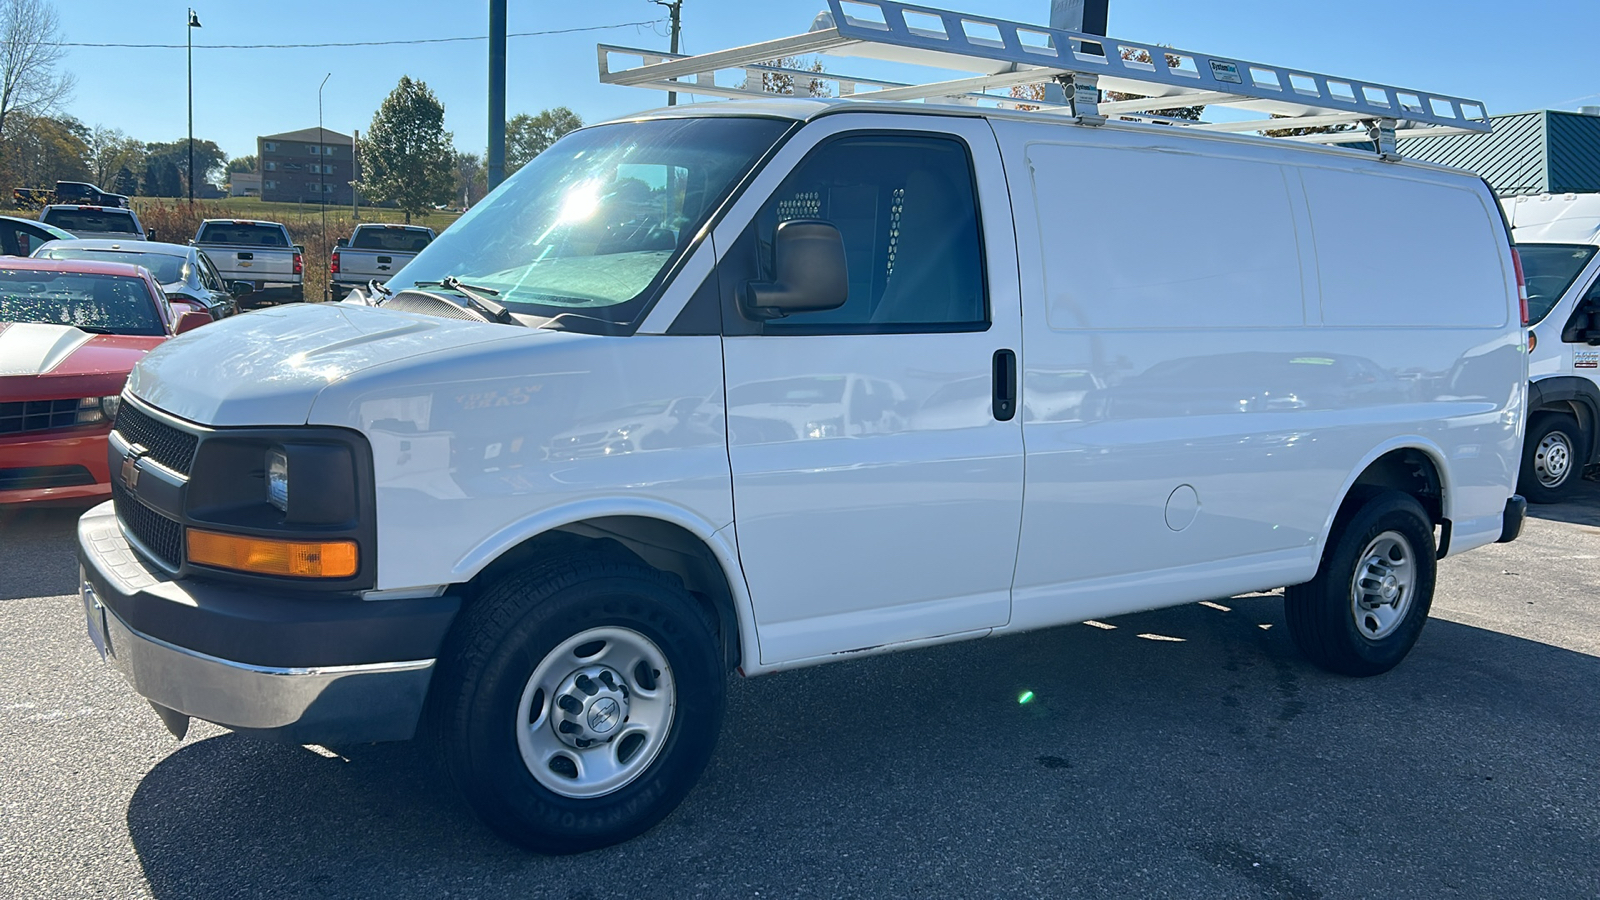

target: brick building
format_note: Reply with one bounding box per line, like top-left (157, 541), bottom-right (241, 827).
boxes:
top-left (257, 127), bottom-right (359, 205)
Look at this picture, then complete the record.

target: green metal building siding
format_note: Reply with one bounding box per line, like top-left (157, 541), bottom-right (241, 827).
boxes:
top-left (1399, 111), bottom-right (1600, 196)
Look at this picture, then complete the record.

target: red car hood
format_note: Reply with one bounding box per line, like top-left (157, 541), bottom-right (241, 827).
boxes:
top-left (0, 321), bottom-right (166, 401)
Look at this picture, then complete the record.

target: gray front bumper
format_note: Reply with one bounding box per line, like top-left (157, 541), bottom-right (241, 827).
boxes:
top-left (79, 504), bottom-right (437, 744)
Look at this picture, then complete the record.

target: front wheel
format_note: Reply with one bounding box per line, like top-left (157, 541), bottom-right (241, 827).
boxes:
top-left (1519, 412), bottom-right (1585, 504)
top-left (432, 554), bottom-right (724, 853)
top-left (1285, 491), bottom-right (1437, 677)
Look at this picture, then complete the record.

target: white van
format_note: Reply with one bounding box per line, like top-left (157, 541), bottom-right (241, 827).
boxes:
top-left (1502, 192), bottom-right (1600, 502)
top-left (77, 4), bottom-right (1527, 853)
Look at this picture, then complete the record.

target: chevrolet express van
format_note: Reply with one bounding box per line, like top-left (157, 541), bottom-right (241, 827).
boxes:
top-left (77, 27), bottom-right (1527, 854)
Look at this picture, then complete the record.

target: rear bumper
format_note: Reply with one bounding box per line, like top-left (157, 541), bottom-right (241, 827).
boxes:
top-left (1497, 495), bottom-right (1527, 544)
top-left (0, 427), bottom-right (111, 504)
top-left (77, 501), bottom-right (459, 744)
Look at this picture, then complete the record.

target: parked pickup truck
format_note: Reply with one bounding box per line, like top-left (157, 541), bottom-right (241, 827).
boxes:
top-left (13, 180), bottom-right (130, 211)
top-left (329, 223), bottom-right (435, 299)
top-left (192, 219), bottom-right (303, 307)
top-left (39, 204), bottom-right (147, 240)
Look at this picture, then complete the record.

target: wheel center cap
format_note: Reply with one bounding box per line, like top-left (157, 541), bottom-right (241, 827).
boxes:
top-left (1380, 574), bottom-right (1399, 602)
top-left (551, 664), bottom-right (632, 749)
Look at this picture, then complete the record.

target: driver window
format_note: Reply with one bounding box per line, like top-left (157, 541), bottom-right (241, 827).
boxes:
top-left (742, 133), bottom-right (988, 334)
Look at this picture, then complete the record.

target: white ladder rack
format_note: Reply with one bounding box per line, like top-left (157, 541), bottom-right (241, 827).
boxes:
top-left (598, 0), bottom-right (1490, 152)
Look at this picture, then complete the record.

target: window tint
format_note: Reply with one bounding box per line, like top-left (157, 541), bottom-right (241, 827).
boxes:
top-left (41, 208), bottom-right (140, 235)
top-left (1517, 244), bottom-right (1596, 326)
top-left (198, 223), bottom-right (289, 247)
top-left (751, 134), bottom-right (986, 333)
top-left (351, 227), bottom-right (433, 252)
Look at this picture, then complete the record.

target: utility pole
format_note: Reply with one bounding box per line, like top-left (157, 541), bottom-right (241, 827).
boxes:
top-left (318, 72), bottom-right (331, 300)
top-left (651, 1), bottom-right (684, 105)
top-left (351, 129), bottom-right (360, 220)
top-left (487, 0), bottom-right (507, 191)
top-left (187, 9), bottom-right (202, 203)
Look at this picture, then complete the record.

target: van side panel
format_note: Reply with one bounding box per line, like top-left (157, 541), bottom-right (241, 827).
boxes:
top-left (993, 120), bottom-right (1522, 633)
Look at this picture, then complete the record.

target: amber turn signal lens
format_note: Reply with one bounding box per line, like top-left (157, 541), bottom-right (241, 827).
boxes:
top-left (186, 529), bottom-right (358, 578)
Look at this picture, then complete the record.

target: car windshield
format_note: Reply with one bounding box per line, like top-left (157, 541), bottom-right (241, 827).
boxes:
top-left (34, 247), bottom-right (189, 284)
top-left (388, 116), bottom-right (791, 326)
top-left (42, 209), bottom-right (138, 234)
top-left (351, 228), bottom-right (432, 252)
top-left (198, 223), bottom-right (289, 247)
top-left (1516, 243), bottom-right (1598, 325)
top-left (0, 269), bottom-right (162, 335)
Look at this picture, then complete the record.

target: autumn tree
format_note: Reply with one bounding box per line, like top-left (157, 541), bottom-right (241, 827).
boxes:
top-left (4, 112), bottom-right (87, 187)
top-left (87, 125), bottom-right (143, 187)
top-left (741, 56), bottom-right (831, 97)
top-left (0, 0), bottom-right (72, 184)
top-left (505, 107), bottom-right (583, 175)
top-left (358, 76), bottom-right (454, 222)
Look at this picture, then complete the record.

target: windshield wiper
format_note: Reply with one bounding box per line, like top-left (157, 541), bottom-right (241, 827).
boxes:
top-left (411, 277), bottom-right (522, 326)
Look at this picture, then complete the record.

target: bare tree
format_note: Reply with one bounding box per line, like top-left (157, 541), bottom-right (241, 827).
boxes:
top-left (0, 0), bottom-right (74, 177)
top-left (87, 124), bottom-right (142, 187)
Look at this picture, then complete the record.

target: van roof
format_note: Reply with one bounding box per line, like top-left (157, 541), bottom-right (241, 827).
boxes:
top-left (1504, 194), bottom-right (1600, 245)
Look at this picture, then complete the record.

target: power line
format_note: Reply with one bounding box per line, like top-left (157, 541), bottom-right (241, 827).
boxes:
top-left (51, 19), bottom-right (663, 50)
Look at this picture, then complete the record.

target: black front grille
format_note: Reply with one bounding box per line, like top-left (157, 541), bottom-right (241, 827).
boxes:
top-left (0, 465), bottom-right (96, 491)
top-left (0, 399), bottom-right (84, 435)
top-left (111, 481), bottom-right (183, 568)
top-left (113, 403), bottom-right (198, 475)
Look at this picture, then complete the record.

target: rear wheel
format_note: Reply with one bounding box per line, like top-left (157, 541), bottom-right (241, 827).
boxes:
top-left (1285, 491), bottom-right (1436, 677)
top-left (432, 552), bottom-right (723, 853)
top-left (1519, 412), bottom-right (1585, 504)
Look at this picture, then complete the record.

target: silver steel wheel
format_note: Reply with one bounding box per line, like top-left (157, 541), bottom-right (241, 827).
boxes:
top-left (514, 626), bottom-right (675, 800)
top-left (1349, 530), bottom-right (1416, 641)
top-left (1533, 429), bottom-right (1574, 489)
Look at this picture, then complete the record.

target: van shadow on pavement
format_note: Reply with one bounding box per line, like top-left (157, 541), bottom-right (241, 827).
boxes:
top-left (126, 595), bottom-right (1600, 899)
top-left (0, 502), bottom-right (93, 601)
top-left (1527, 478), bottom-right (1600, 527)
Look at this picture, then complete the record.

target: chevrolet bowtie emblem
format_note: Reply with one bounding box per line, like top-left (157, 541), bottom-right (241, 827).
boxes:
top-left (121, 449), bottom-right (143, 491)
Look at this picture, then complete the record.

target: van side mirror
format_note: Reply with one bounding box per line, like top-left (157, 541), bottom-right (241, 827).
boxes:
top-left (174, 311), bottom-right (210, 334)
top-left (743, 219), bottom-right (848, 320)
top-left (1562, 295), bottom-right (1600, 345)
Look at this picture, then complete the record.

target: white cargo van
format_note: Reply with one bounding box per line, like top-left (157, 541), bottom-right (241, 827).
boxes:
top-left (77, 1), bottom-right (1527, 853)
top-left (1502, 192), bottom-right (1600, 502)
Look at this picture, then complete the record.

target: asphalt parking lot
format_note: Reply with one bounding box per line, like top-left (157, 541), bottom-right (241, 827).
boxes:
top-left (3, 487), bottom-right (1598, 900)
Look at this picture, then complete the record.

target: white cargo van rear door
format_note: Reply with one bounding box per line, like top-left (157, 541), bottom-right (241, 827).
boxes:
top-left (716, 115), bottom-right (1024, 666)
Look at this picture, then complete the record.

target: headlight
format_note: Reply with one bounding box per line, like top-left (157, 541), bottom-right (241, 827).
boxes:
top-left (266, 448), bottom-right (289, 512)
top-left (75, 396), bottom-right (119, 425)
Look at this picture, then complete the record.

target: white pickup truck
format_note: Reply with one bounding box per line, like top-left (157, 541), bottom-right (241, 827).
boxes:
top-left (77, 0), bottom-right (1528, 857)
top-left (329, 223), bottom-right (435, 300)
top-left (192, 219), bottom-right (302, 307)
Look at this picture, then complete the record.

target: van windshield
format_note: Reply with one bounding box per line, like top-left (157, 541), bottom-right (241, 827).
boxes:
top-left (387, 116), bottom-right (791, 326)
top-left (1517, 243), bottom-right (1598, 325)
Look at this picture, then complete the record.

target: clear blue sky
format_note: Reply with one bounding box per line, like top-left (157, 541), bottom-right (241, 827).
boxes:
top-left (55, 0), bottom-right (1600, 162)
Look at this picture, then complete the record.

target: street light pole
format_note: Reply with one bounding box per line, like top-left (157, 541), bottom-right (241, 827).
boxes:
top-left (319, 72), bottom-right (331, 301)
top-left (187, 9), bottom-right (202, 204)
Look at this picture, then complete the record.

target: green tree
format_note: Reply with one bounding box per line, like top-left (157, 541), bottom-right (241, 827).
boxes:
top-left (3, 112), bottom-right (88, 187)
top-left (111, 163), bottom-right (136, 196)
top-left (227, 154), bottom-right (256, 174)
top-left (359, 76), bottom-right (454, 222)
top-left (86, 124), bottom-right (142, 187)
top-left (140, 138), bottom-right (225, 195)
top-left (454, 150), bottom-right (486, 208)
top-left (505, 106), bottom-right (583, 175)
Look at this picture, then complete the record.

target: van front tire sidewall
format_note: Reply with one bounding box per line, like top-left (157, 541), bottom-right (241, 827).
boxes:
top-left (1285, 491), bottom-right (1436, 677)
top-left (433, 559), bottom-right (724, 854)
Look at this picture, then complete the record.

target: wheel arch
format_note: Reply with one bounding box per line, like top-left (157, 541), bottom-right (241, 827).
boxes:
top-left (1528, 376), bottom-right (1599, 464)
top-left (1316, 439), bottom-right (1451, 566)
top-left (451, 501), bottom-right (754, 674)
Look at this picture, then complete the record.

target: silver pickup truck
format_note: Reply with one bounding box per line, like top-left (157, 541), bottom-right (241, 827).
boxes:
top-left (329, 223), bottom-right (435, 299)
top-left (192, 219), bottom-right (303, 307)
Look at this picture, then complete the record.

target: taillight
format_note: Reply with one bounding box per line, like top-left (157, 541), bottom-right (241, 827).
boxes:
top-left (293, 252), bottom-right (303, 276)
top-left (329, 250), bottom-right (340, 274)
top-left (1511, 247), bottom-right (1529, 326)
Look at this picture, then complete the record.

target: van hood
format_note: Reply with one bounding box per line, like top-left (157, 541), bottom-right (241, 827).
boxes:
top-left (127, 303), bottom-right (536, 426)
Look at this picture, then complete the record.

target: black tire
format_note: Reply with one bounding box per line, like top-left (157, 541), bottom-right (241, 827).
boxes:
top-left (1285, 490), bottom-right (1436, 677)
top-left (1518, 412), bottom-right (1585, 504)
top-left (431, 552), bottom-right (724, 853)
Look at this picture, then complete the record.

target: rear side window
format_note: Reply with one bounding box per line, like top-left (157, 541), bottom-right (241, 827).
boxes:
top-left (747, 133), bottom-right (987, 333)
top-left (1516, 244), bottom-right (1597, 326)
top-left (42, 209), bottom-right (138, 234)
top-left (198, 223), bottom-right (289, 247)
top-left (351, 228), bottom-right (432, 252)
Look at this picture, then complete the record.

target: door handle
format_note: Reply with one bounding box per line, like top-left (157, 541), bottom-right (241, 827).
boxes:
top-left (992, 349), bottom-right (1017, 422)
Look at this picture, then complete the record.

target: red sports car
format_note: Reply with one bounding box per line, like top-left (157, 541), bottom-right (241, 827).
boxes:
top-left (0, 258), bottom-right (208, 504)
